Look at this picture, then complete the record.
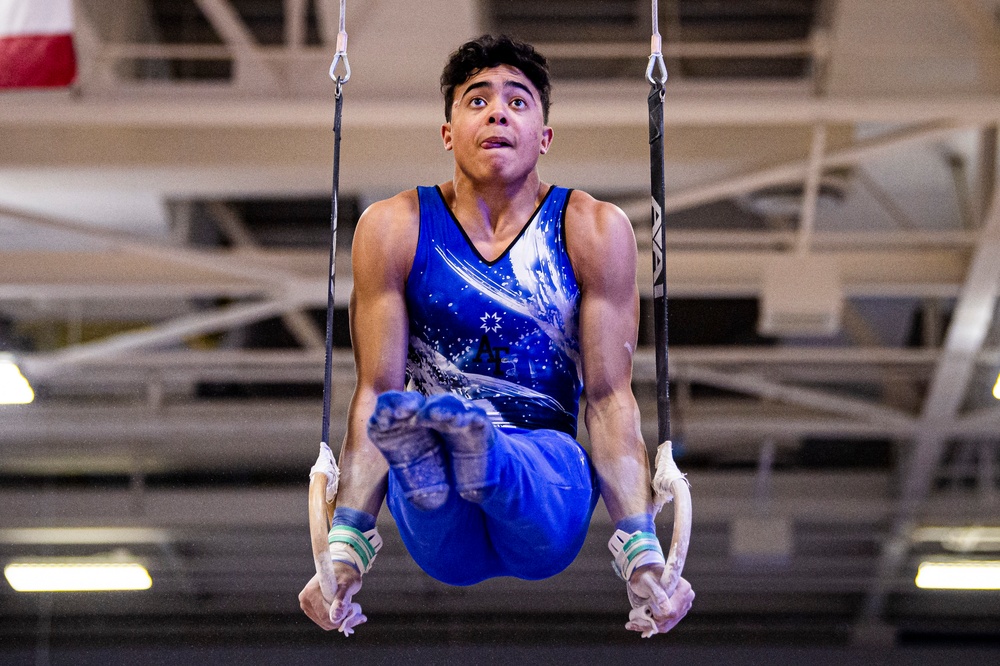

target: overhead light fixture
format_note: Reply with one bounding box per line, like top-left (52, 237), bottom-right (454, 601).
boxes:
top-left (0, 527), bottom-right (169, 545)
top-left (0, 354), bottom-right (34, 405)
top-left (993, 371), bottom-right (1000, 400)
top-left (912, 526), bottom-right (1000, 553)
top-left (915, 561), bottom-right (1000, 590)
top-left (4, 560), bottom-right (152, 592)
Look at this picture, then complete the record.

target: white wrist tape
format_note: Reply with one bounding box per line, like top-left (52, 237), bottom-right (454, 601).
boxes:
top-left (309, 442), bottom-right (341, 503)
top-left (328, 526), bottom-right (382, 575)
top-left (608, 529), bottom-right (665, 581)
top-left (652, 440), bottom-right (689, 516)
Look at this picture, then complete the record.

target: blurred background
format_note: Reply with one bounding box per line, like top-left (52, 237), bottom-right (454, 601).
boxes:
top-left (1, 0), bottom-right (999, 663)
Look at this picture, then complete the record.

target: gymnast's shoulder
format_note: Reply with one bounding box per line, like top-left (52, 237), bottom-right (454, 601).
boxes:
top-left (353, 190), bottom-right (420, 272)
top-left (356, 189), bottom-right (419, 236)
top-left (564, 189), bottom-right (637, 265)
top-left (354, 190), bottom-right (419, 244)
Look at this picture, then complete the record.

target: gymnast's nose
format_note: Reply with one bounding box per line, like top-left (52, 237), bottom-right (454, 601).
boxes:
top-left (488, 105), bottom-right (508, 125)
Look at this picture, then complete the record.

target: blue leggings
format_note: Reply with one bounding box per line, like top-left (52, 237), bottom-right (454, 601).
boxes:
top-left (386, 427), bottom-right (598, 586)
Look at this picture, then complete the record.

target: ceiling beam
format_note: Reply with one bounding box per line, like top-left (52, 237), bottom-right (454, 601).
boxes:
top-left (192, 0), bottom-right (260, 50)
top-left (192, 0), bottom-right (279, 88)
top-left (680, 365), bottom-right (915, 430)
top-left (204, 202), bottom-right (325, 350)
top-left (796, 123), bottom-right (828, 253)
top-left (664, 122), bottom-right (959, 214)
top-left (0, 247), bottom-right (967, 303)
top-left (4, 398), bottom-right (977, 466)
top-left (26, 300), bottom-right (298, 377)
top-left (533, 40), bottom-right (816, 60)
top-left (2, 94), bottom-right (1000, 128)
top-left (0, 204), bottom-right (312, 290)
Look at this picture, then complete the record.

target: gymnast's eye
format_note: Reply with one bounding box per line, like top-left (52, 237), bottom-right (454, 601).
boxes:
top-left (470, 97), bottom-right (487, 107)
top-left (510, 98), bottom-right (527, 109)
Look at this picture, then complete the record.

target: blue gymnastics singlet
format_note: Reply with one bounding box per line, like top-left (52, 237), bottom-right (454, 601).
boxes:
top-left (405, 185), bottom-right (582, 437)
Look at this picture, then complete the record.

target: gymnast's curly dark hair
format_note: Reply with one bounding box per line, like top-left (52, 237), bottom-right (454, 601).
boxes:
top-left (440, 35), bottom-right (551, 123)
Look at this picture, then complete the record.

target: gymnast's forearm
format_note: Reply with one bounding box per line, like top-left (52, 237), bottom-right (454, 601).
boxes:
top-left (585, 394), bottom-right (654, 524)
top-left (334, 388), bottom-right (391, 516)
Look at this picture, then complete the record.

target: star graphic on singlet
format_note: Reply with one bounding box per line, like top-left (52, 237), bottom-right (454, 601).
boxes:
top-left (480, 312), bottom-right (503, 333)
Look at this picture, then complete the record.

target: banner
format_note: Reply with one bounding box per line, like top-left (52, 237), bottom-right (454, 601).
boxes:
top-left (0, 0), bottom-right (76, 89)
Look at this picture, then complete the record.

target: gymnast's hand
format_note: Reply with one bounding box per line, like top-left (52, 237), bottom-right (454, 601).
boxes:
top-left (625, 564), bottom-right (694, 637)
top-left (298, 560), bottom-right (366, 635)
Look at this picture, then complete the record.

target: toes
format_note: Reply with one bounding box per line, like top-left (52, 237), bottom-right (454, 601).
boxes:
top-left (421, 394), bottom-right (472, 425)
top-left (420, 395), bottom-right (489, 433)
top-left (367, 393), bottom-right (452, 510)
top-left (370, 391), bottom-right (425, 432)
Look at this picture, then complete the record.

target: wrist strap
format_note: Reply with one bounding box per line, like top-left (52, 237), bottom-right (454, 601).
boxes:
top-left (608, 529), bottom-right (665, 581)
top-left (328, 525), bottom-right (382, 575)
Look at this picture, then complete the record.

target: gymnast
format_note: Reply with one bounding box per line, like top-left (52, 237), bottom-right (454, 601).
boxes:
top-left (299, 34), bottom-right (694, 636)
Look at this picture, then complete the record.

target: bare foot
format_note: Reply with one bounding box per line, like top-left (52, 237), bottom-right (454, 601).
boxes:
top-left (367, 391), bottom-right (448, 510)
top-left (419, 394), bottom-right (495, 502)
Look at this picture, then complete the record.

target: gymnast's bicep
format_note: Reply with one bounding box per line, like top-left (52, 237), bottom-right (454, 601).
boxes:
top-left (349, 193), bottom-right (419, 395)
top-left (569, 196), bottom-right (641, 404)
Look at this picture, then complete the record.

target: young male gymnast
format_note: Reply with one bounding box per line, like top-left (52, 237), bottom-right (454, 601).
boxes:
top-left (299, 34), bottom-right (694, 636)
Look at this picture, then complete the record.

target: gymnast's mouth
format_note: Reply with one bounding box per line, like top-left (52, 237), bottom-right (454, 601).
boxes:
top-left (481, 137), bottom-right (512, 149)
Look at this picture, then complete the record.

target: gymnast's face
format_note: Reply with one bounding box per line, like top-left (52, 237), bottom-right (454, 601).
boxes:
top-left (442, 64), bottom-right (553, 183)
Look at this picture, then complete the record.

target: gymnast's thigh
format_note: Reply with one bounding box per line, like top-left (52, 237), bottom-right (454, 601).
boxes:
top-left (480, 429), bottom-right (599, 580)
top-left (386, 473), bottom-right (503, 586)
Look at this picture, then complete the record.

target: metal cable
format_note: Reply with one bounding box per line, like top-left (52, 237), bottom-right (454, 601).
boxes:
top-left (647, 0), bottom-right (668, 85)
top-left (328, 0), bottom-right (350, 87)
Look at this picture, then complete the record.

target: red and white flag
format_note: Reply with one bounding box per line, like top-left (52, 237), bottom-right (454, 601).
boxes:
top-left (0, 0), bottom-right (76, 89)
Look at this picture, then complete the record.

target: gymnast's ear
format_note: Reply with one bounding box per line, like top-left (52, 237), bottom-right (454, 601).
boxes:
top-left (539, 126), bottom-right (554, 155)
top-left (442, 122), bottom-right (453, 151)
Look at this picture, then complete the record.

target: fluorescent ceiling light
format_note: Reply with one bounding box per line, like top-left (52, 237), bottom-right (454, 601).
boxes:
top-left (915, 561), bottom-right (1000, 590)
top-left (911, 526), bottom-right (1000, 552)
top-left (993, 372), bottom-right (1000, 400)
top-left (0, 355), bottom-right (34, 405)
top-left (0, 527), bottom-right (169, 545)
top-left (4, 562), bottom-right (152, 592)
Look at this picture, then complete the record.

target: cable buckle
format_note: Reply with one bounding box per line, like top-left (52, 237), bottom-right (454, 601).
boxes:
top-left (329, 31), bottom-right (351, 89)
top-left (645, 34), bottom-right (668, 86)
